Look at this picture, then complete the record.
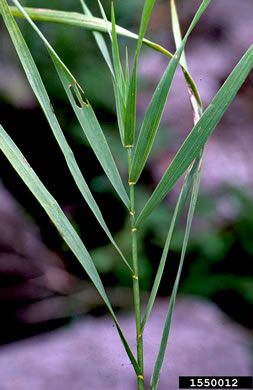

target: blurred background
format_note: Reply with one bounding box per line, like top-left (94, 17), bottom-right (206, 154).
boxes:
top-left (0, 0), bottom-right (252, 346)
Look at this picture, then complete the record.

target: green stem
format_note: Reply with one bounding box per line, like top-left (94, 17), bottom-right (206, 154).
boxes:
top-left (128, 148), bottom-right (144, 390)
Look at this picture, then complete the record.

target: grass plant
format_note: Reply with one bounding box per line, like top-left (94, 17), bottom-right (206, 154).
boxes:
top-left (0, 1), bottom-right (252, 389)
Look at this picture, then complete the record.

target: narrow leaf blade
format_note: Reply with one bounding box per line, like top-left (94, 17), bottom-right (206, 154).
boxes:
top-left (6, 6), bottom-right (173, 58)
top-left (0, 124), bottom-right (139, 375)
top-left (79, 1), bottom-right (125, 146)
top-left (11, 0), bottom-right (130, 210)
top-left (124, 0), bottom-right (156, 147)
top-left (111, 3), bottom-right (125, 96)
top-left (97, 0), bottom-right (112, 41)
top-left (141, 153), bottom-right (201, 331)
top-left (125, 47), bottom-right (130, 101)
top-left (136, 44), bottom-right (253, 227)
top-left (6, 5), bottom-right (204, 107)
top-left (55, 66), bottom-right (130, 209)
top-left (130, 0), bottom-right (211, 184)
top-left (110, 2), bottom-right (126, 145)
top-left (80, 0), bottom-right (114, 77)
top-left (150, 161), bottom-right (202, 390)
top-left (135, 0), bottom-right (156, 58)
top-left (0, 0), bottom-right (138, 372)
top-left (170, 0), bottom-right (187, 69)
top-left (124, 62), bottom-right (137, 147)
top-left (1, 0), bottom-right (131, 270)
top-left (0, 125), bottom-right (106, 304)
top-left (129, 42), bottom-right (185, 183)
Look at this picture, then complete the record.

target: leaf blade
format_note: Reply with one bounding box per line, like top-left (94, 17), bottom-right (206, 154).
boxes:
top-left (6, 6), bottom-right (173, 58)
top-left (11, 0), bottom-right (130, 210)
top-left (0, 125), bottom-right (106, 303)
top-left (97, 0), bottom-right (112, 41)
top-left (0, 0), bottom-right (132, 271)
top-left (170, 0), bottom-right (187, 69)
top-left (79, 1), bottom-right (125, 146)
top-left (129, 42), bottom-right (185, 183)
top-left (80, 0), bottom-right (114, 78)
top-left (6, 5), bottom-right (203, 108)
top-left (110, 2), bottom-right (126, 144)
top-left (141, 153), bottom-right (201, 331)
top-left (129, 0), bottom-right (211, 184)
top-left (0, 123), bottom-right (139, 375)
top-left (111, 3), bottom-right (125, 96)
top-left (124, 0), bottom-right (156, 147)
top-left (0, 0), bottom-right (138, 371)
top-left (136, 44), bottom-right (253, 227)
top-left (135, 0), bottom-right (156, 59)
top-left (124, 62), bottom-right (137, 148)
top-left (150, 160), bottom-right (202, 390)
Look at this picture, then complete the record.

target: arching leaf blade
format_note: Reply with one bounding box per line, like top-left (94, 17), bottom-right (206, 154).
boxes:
top-left (11, 0), bottom-right (130, 210)
top-left (6, 6), bottom-right (140, 40)
top-left (0, 124), bottom-right (139, 376)
top-left (6, 5), bottom-right (203, 108)
top-left (0, 126), bottom-right (106, 303)
top-left (0, 0), bottom-right (132, 271)
top-left (52, 61), bottom-right (130, 209)
top-left (8, 5), bottom-right (171, 58)
top-left (136, 44), bottom-right (253, 227)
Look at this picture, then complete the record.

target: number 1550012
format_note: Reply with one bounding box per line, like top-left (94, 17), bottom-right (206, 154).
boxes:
top-left (179, 376), bottom-right (253, 389)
